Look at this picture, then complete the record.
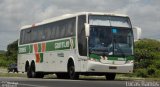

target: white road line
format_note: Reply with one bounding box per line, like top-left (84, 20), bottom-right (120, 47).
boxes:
top-left (18, 83), bottom-right (48, 87)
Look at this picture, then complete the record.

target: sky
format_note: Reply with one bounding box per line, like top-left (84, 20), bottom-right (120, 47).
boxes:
top-left (0, 0), bottom-right (160, 50)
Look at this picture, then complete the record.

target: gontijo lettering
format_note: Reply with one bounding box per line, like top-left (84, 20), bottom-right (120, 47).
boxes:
top-left (19, 47), bottom-right (26, 53)
top-left (55, 41), bottom-right (70, 49)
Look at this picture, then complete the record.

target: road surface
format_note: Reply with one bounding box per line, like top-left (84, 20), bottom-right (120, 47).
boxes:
top-left (0, 77), bottom-right (159, 87)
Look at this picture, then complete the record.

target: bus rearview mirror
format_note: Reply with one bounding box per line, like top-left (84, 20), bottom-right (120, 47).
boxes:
top-left (133, 27), bottom-right (142, 42)
top-left (85, 23), bottom-right (90, 37)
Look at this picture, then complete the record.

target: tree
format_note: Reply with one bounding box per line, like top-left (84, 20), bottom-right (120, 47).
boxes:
top-left (5, 40), bottom-right (18, 62)
top-left (134, 39), bottom-right (160, 77)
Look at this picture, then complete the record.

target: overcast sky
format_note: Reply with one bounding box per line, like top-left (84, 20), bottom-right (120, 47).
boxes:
top-left (0, 0), bottom-right (160, 50)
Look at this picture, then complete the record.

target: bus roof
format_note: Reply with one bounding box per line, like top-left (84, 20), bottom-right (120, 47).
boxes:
top-left (20, 12), bottom-right (128, 30)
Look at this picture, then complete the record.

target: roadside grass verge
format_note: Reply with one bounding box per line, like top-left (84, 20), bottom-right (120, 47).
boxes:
top-left (44, 74), bottom-right (160, 81)
top-left (0, 73), bottom-right (160, 81)
top-left (0, 72), bottom-right (26, 77)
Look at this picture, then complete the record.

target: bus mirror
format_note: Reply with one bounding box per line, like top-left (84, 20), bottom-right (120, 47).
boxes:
top-left (133, 27), bottom-right (142, 42)
top-left (85, 23), bottom-right (90, 37)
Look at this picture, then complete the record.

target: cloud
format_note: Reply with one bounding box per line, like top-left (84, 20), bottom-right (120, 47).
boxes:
top-left (0, 0), bottom-right (160, 50)
top-left (124, 1), bottom-right (160, 38)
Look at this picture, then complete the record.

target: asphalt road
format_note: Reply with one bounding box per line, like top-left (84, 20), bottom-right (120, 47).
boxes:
top-left (0, 77), bottom-right (159, 87)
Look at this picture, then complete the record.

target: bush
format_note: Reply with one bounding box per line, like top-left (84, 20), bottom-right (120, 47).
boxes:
top-left (0, 54), bottom-right (14, 67)
top-left (147, 65), bottom-right (156, 76)
top-left (154, 70), bottom-right (160, 78)
top-left (154, 60), bottom-right (160, 69)
top-left (6, 40), bottom-right (18, 62)
top-left (135, 69), bottom-right (148, 78)
top-left (134, 39), bottom-right (160, 78)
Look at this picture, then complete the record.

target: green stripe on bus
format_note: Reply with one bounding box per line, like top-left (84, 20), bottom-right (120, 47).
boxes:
top-left (46, 42), bottom-right (54, 51)
top-left (18, 45), bottom-right (30, 54)
top-left (29, 45), bottom-right (33, 53)
top-left (38, 43), bottom-right (41, 52)
top-left (19, 37), bottom-right (76, 54)
top-left (40, 53), bottom-right (43, 63)
top-left (89, 54), bottom-right (100, 60)
top-left (46, 38), bottom-right (75, 51)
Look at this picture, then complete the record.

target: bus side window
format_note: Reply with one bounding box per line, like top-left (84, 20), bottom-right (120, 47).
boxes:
top-left (71, 20), bottom-right (76, 36)
top-left (55, 25), bottom-right (60, 39)
top-left (41, 28), bottom-right (46, 41)
top-left (23, 30), bottom-right (26, 44)
top-left (66, 23), bottom-right (72, 37)
top-left (44, 27), bottom-right (48, 40)
top-left (78, 15), bottom-right (87, 56)
top-left (24, 29), bottom-right (28, 44)
top-left (51, 25), bottom-right (56, 39)
top-left (26, 29), bottom-right (31, 43)
top-left (66, 18), bottom-right (76, 37)
top-left (60, 22), bottom-right (66, 38)
top-left (45, 24), bottom-right (52, 40)
top-left (38, 28), bottom-right (45, 41)
top-left (20, 30), bottom-right (25, 44)
top-left (32, 28), bottom-right (38, 42)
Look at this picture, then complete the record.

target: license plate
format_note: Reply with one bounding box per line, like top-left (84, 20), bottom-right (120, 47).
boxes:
top-left (109, 66), bottom-right (117, 69)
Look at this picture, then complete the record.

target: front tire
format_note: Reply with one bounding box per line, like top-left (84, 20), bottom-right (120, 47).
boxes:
top-left (68, 65), bottom-right (79, 80)
top-left (105, 73), bottom-right (116, 80)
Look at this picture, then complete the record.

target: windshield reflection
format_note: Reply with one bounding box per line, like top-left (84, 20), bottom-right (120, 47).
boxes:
top-left (89, 26), bottom-right (133, 56)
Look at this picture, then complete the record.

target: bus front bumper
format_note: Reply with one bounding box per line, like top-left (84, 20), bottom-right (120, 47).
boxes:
top-left (87, 61), bottom-right (133, 73)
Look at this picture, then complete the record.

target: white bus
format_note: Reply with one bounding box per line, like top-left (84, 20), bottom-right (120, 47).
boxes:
top-left (18, 12), bottom-right (134, 80)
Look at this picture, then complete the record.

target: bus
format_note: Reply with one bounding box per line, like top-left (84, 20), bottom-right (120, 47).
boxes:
top-left (18, 12), bottom-right (134, 80)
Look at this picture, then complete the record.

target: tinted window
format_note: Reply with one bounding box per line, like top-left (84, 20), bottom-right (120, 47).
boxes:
top-left (44, 25), bottom-right (52, 40)
top-left (20, 17), bottom-right (76, 45)
top-left (31, 28), bottom-right (38, 42)
top-left (78, 15), bottom-right (87, 56)
top-left (51, 25), bottom-right (56, 39)
top-left (20, 30), bottom-right (24, 44)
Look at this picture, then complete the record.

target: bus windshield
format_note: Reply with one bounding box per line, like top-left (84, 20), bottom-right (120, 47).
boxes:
top-left (89, 26), bottom-right (133, 56)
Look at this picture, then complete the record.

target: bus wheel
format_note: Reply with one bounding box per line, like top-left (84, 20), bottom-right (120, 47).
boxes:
top-left (105, 73), bottom-right (116, 80)
top-left (29, 63), bottom-right (44, 78)
top-left (68, 65), bottom-right (79, 80)
top-left (27, 66), bottom-right (32, 78)
top-left (29, 64), bottom-right (36, 78)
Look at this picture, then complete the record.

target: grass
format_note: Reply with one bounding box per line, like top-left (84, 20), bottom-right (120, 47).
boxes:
top-left (0, 67), bottom-right (26, 77)
top-left (0, 72), bottom-right (26, 77)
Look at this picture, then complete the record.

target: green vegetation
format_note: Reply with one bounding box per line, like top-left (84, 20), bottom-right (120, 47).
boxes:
top-left (129, 39), bottom-right (160, 78)
top-left (0, 50), bottom-right (5, 54)
top-left (0, 72), bottom-right (26, 77)
top-left (0, 53), bottom-right (16, 67)
top-left (0, 40), bottom-right (18, 67)
top-left (5, 40), bottom-right (18, 63)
